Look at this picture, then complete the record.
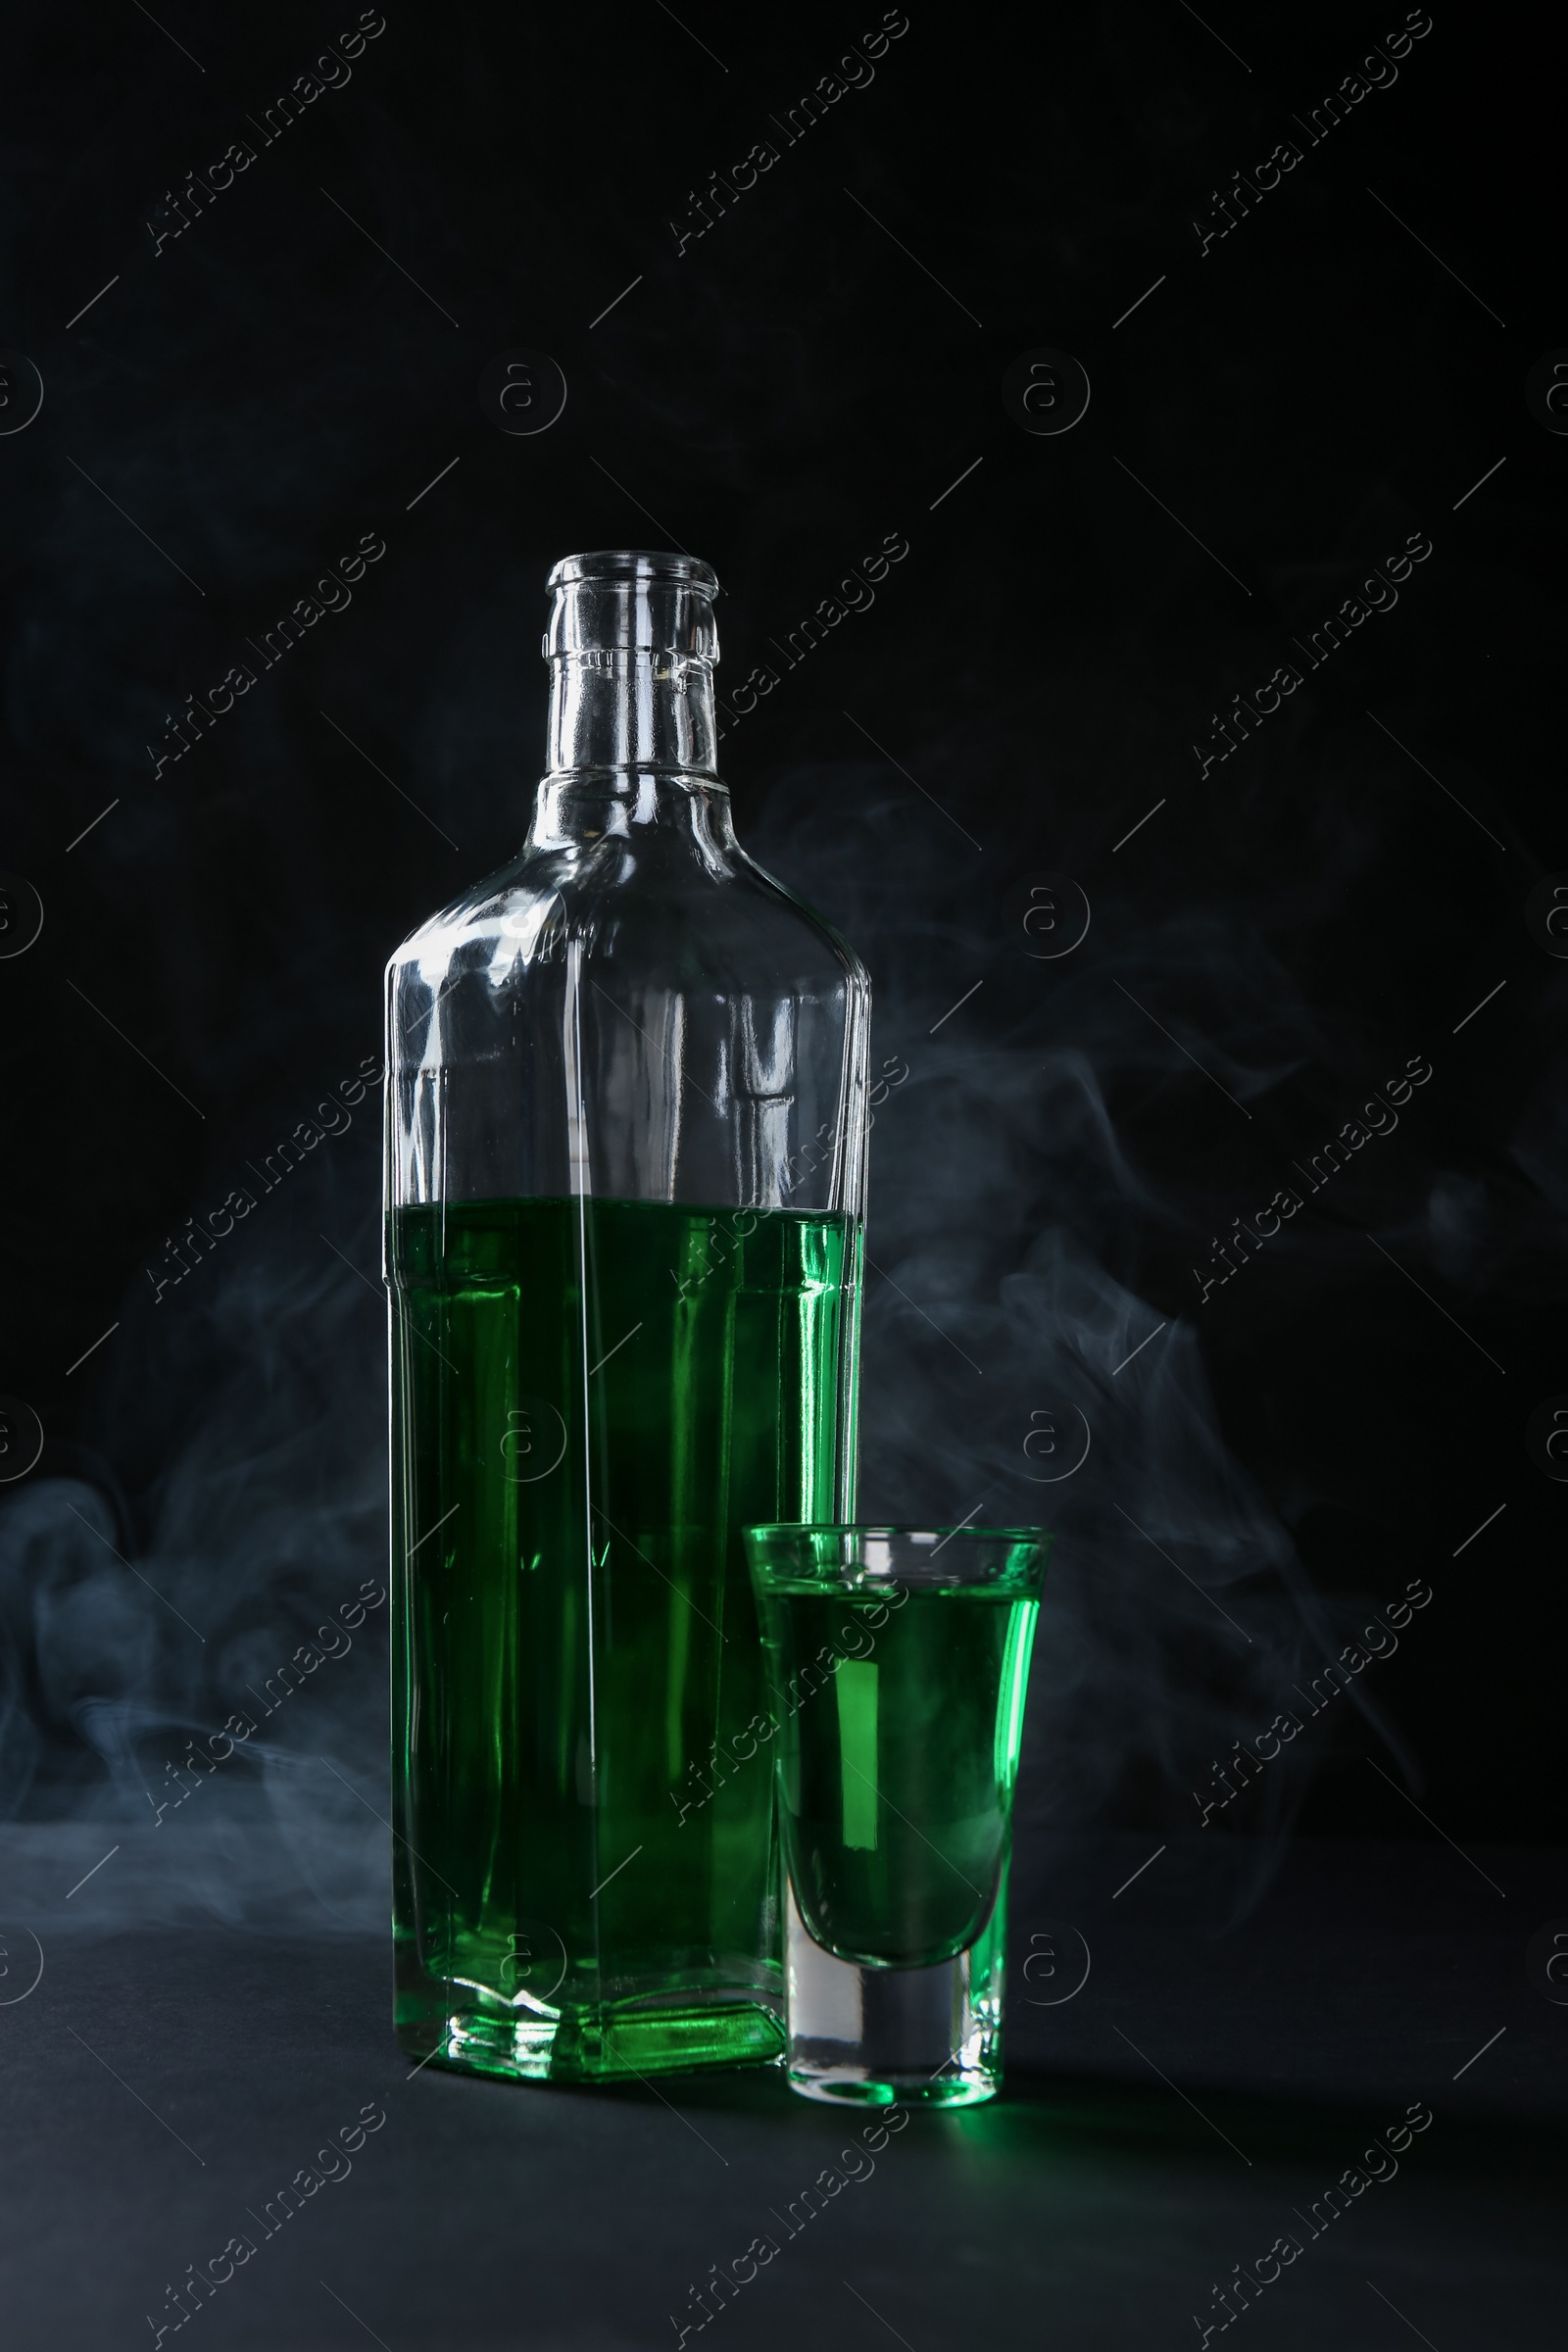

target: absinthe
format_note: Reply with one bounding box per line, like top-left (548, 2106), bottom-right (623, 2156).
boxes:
top-left (388, 1193), bottom-right (857, 2080)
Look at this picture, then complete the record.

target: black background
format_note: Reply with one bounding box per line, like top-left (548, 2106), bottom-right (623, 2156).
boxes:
top-left (1, 3), bottom-right (1563, 2344)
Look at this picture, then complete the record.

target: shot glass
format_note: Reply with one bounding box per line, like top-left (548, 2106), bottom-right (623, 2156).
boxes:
top-left (743, 1523), bottom-right (1050, 2108)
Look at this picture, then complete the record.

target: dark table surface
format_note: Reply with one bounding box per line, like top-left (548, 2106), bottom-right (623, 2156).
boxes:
top-left (3, 1828), bottom-right (1564, 2350)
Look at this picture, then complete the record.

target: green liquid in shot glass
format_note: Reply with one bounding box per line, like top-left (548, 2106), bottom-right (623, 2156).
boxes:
top-left (755, 1582), bottom-right (1040, 1969)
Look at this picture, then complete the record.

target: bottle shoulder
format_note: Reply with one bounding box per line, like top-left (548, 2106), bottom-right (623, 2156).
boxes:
top-left (387, 834), bottom-right (868, 998)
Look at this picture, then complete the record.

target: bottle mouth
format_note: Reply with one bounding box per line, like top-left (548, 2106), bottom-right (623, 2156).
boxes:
top-left (547, 549), bottom-right (718, 596)
top-left (544, 549), bottom-right (720, 661)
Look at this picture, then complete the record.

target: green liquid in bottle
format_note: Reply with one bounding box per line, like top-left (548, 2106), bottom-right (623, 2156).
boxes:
top-left (755, 1585), bottom-right (1039, 1968)
top-left (387, 1195), bottom-right (857, 2081)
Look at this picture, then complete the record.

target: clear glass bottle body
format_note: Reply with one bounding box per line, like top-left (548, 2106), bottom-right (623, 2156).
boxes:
top-left (383, 552), bottom-right (870, 2081)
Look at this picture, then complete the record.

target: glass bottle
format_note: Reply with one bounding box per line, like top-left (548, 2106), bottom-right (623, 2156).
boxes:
top-left (383, 550), bottom-right (871, 2082)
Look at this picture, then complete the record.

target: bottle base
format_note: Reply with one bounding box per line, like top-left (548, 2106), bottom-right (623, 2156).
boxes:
top-left (397, 1996), bottom-right (786, 2085)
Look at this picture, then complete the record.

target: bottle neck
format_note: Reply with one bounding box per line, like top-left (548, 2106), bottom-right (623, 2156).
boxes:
top-left (544, 650), bottom-right (719, 782)
top-left (527, 763), bottom-right (735, 858)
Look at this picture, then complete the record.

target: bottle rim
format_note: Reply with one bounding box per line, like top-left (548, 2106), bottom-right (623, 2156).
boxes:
top-left (547, 548), bottom-right (718, 594)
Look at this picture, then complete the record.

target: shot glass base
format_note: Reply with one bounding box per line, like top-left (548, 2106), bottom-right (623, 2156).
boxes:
top-left (783, 1881), bottom-right (1004, 2109)
top-left (785, 2060), bottom-right (999, 2108)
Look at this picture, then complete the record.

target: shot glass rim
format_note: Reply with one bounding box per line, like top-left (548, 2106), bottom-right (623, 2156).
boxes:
top-left (743, 1521), bottom-right (1051, 1591)
top-left (744, 1520), bottom-right (1049, 1541)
